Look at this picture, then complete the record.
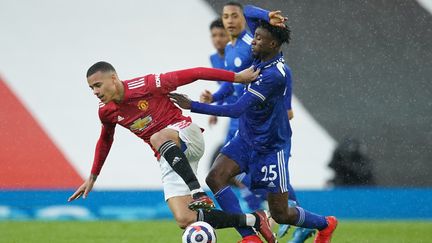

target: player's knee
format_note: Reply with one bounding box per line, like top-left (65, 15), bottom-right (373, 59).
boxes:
top-left (150, 130), bottom-right (177, 149)
top-left (206, 169), bottom-right (226, 191)
top-left (205, 172), bottom-right (218, 190)
top-left (174, 214), bottom-right (195, 229)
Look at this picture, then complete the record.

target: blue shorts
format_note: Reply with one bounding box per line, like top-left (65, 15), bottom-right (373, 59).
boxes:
top-left (221, 135), bottom-right (291, 193)
top-left (224, 118), bottom-right (239, 145)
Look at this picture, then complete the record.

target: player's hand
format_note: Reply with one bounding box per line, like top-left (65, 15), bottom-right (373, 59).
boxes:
top-left (288, 109), bottom-right (294, 120)
top-left (67, 175), bottom-right (97, 202)
top-left (235, 66), bottom-right (260, 83)
top-left (269, 10), bottom-right (288, 28)
top-left (200, 90), bottom-right (213, 104)
top-left (169, 93), bottom-right (192, 109)
top-left (208, 116), bottom-right (218, 126)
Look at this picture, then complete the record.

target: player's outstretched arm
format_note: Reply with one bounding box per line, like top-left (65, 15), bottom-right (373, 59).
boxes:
top-left (68, 174), bottom-right (97, 201)
top-left (158, 67), bottom-right (259, 94)
top-left (170, 92), bottom-right (262, 118)
top-left (68, 124), bottom-right (115, 202)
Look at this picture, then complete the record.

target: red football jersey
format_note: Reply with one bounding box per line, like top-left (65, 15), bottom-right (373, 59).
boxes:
top-left (99, 73), bottom-right (191, 145)
top-left (90, 67), bottom-right (235, 175)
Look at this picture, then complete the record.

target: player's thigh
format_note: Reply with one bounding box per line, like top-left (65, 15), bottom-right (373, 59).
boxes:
top-left (208, 153), bottom-right (241, 181)
top-left (167, 195), bottom-right (197, 228)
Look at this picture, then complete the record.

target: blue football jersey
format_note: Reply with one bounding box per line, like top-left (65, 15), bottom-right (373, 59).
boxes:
top-left (238, 52), bottom-right (293, 152)
top-left (224, 30), bottom-right (254, 99)
top-left (209, 53), bottom-right (225, 70)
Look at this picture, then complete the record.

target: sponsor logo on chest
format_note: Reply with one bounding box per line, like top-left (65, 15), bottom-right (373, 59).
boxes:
top-left (129, 115), bottom-right (153, 132)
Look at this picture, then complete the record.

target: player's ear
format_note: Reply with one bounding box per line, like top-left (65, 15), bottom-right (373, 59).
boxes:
top-left (270, 40), bottom-right (278, 49)
top-left (111, 72), bottom-right (118, 82)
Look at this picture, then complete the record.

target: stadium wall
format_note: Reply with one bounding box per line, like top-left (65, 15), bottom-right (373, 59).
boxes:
top-left (1, 189), bottom-right (431, 220)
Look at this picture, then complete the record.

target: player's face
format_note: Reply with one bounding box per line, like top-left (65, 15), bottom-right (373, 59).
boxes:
top-left (251, 27), bottom-right (275, 58)
top-left (87, 71), bottom-right (117, 104)
top-left (222, 5), bottom-right (246, 38)
top-left (211, 27), bottom-right (229, 52)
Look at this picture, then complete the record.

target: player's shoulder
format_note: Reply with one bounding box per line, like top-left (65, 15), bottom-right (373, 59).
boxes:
top-left (210, 52), bottom-right (219, 61)
top-left (124, 75), bottom-right (147, 90)
top-left (97, 101), bottom-right (117, 123)
top-left (240, 31), bottom-right (253, 46)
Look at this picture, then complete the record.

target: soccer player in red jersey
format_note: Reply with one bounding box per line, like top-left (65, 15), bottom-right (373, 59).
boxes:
top-left (68, 61), bottom-right (259, 229)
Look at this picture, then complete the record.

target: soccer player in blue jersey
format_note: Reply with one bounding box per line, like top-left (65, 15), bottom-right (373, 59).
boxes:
top-left (170, 5), bottom-right (338, 243)
top-left (208, 17), bottom-right (267, 213)
top-left (205, 3), bottom-right (314, 243)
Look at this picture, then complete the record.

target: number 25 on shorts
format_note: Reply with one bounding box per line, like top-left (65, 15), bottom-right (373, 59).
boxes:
top-left (261, 165), bottom-right (277, 182)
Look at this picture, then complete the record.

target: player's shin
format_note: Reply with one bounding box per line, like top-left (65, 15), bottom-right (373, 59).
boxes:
top-left (214, 186), bottom-right (257, 237)
top-left (197, 209), bottom-right (248, 229)
top-left (159, 140), bottom-right (203, 195)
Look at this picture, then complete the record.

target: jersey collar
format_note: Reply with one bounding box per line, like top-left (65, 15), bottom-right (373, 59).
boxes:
top-left (252, 52), bottom-right (284, 71)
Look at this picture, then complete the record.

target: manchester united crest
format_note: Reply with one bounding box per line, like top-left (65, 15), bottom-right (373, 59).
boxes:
top-left (137, 100), bottom-right (149, 111)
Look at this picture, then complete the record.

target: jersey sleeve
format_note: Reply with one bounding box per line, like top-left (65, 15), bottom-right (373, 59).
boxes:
top-left (212, 82), bottom-right (235, 102)
top-left (90, 109), bottom-right (116, 175)
top-left (244, 5), bottom-right (270, 35)
top-left (191, 92), bottom-right (262, 118)
top-left (146, 67), bottom-right (235, 94)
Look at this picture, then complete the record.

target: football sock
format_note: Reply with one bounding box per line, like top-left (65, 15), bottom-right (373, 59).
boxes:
top-left (294, 206), bottom-right (328, 230)
top-left (159, 140), bottom-right (203, 193)
top-left (214, 186), bottom-right (256, 237)
top-left (198, 209), bottom-right (247, 229)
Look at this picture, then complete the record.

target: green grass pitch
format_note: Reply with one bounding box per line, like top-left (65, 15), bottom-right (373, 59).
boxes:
top-left (1, 220), bottom-right (431, 242)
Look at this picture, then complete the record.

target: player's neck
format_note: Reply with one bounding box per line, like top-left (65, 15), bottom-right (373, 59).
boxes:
top-left (230, 35), bottom-right (238, 45)
top-left (230, 28), bottom-right (245, 46)
top-left (260, 50), bottom-right (280, 63)
top-left (113, 80), bottom-right (125, 104)
top-left (217, 49), bottom-right (225, 57)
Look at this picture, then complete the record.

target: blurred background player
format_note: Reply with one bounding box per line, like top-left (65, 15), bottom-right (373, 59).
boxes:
top-left (205, 3), bottom-right (314, 242)
top-left (68, 61), bottom-right (261, 230)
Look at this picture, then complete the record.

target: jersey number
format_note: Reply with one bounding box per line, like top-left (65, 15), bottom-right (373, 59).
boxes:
top-left (261, 165), bottom-right (277, 182)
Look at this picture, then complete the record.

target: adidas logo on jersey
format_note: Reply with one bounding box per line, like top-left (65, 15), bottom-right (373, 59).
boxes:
top-left (117, 115), bottom-right (124, 122)
top-left (268, 182), bottom-right (276, 188)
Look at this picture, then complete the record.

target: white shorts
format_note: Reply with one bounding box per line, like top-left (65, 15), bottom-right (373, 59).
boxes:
top-left (158, 122), bottom-right (205, 201)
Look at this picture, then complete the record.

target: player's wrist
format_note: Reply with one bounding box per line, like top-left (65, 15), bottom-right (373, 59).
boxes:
top-left (89, 174), bottom-right (98, 182)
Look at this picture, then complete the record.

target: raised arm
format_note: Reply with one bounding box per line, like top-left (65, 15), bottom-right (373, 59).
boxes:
top-left (68, 123), bottom-right (115, 202)
top-left (244, 5), bottom-right (288, 35)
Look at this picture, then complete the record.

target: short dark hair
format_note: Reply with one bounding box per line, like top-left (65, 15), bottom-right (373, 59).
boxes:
top-left (257, 20), bottom-right (291, 46)
top-left (210, 18), bottom-right (224, 30)
top-left (86, 61), bottom-right (116, 78)
top-left (224, 1), bottom-right (243, 10)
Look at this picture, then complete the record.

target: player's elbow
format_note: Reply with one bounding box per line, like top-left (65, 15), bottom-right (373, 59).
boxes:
top-left (227, 109), bottom-right (243, 118)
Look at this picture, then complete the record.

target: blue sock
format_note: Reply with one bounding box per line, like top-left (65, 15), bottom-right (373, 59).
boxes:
top-left (215, 186), bottom-right (256, 237)
top-left (294, 206), bottom-right (328, 230)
